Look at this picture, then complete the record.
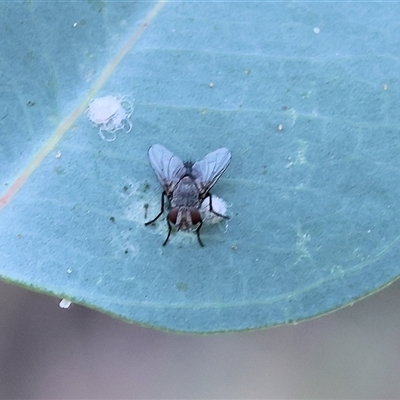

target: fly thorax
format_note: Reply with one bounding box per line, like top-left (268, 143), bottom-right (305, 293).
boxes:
top-left (171, 176), bottom-right (201, 208)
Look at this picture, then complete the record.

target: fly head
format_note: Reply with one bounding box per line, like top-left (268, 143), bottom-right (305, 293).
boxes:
top-left (168, 207), bottom-right (202, 231)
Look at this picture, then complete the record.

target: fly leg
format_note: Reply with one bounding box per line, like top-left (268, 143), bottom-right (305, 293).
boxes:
top-left (195, 220), bottom-right (204, 247)
top-left (145, 191), bottom-right (167, 225)
top-left (206, 193), bottom-right (230, 219)
top-left (162, 219), bottom-right (172, 246)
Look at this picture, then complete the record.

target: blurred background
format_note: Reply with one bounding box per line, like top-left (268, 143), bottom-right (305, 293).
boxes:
top-left (1, 278), bottom-right (400, 399)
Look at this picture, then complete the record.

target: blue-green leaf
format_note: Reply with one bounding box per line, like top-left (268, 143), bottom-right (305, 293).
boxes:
top-left (1, 1), bottom-right (399, 333)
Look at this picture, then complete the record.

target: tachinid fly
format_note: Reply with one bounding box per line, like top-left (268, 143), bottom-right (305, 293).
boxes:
top-left (145, 144), bottom-right (231, 246)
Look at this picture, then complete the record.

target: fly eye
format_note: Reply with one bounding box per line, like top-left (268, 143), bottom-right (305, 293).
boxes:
top-left (168, 208), bottom-right (178, 224)
top-left (191, 209), bottom-right (202, 225)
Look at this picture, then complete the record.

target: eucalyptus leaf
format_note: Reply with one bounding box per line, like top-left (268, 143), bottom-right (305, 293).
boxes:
top-left (1, 1), bottom-right (399, 333)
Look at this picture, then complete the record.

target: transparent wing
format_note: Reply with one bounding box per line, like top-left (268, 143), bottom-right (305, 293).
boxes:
top-left (148, 144), bottom-right (186, 193)
top-left (191, 148), bottom-right (231, 194)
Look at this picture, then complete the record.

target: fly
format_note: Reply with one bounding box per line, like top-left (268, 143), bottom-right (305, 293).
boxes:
top-left (145, 144), bottom-right (231, 247)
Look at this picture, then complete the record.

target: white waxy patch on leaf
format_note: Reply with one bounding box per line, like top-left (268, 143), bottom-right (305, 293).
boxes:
top-left (201, 195), bottom-right (228, 224)
top-left (86, 95), bottom-right (133, 142)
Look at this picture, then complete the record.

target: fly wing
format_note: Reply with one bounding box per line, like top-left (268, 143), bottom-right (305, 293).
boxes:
top-left (191, 148), bottom-right (231, 194)
top-left (148, 144), bottom-right (186, 194)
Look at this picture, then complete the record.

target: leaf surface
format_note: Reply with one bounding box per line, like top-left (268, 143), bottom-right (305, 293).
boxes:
top-left (1, 1), bottom-right (400, 332)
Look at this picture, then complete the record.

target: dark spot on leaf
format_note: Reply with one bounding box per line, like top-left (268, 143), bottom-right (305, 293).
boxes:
top-left (24, 51), bottom-right (35, 62)
top-left (142, 182), bottom-right (150, 192)
top-left (176, 282), bottom-right (188, 292)
top-left (54, 166), bottom-right (65, 175)
top-left (88, 0), bottom-right (105, 13)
